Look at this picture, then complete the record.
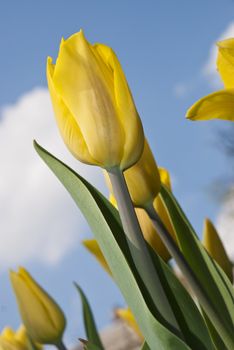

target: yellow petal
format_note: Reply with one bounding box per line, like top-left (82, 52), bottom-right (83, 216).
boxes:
top-left (52, 31), bottom-right (125, 167)
top-left (94, 43), bottom-right (144, 169)
top-left (10, 268), bottom-right (66, 344)
top-left (203, 219), bottom-right (233, 282)
top-left (136, 208), bottom-right (171, 261)
top-left (158, 167), bottom-right (171, 190)
top-left (47, 57), bottom-right (97, 165)
top-left (217, 39), bottom-right (234, 88)
top-left (186, 89), bottom-right (234, 121)
top-left (115, 308), bottom-right (143, 340)
top-left (124, 139), bottom-right (161, 207)
top-left (82, 239), bottom-right (112, 275)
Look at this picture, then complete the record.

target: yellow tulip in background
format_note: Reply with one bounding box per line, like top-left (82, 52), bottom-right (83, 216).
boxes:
top-left (115, 308), bottom-right (143, 340)
top-left (10, 268), bottom-right (66, 346)
top-left (202, 218), bottom-right (233, 282)
top-left (123, 139), bottom-right (161, 207)
top-left (0, 325), bottom-right (41, 350)
top-left (187, 38), bottom-right (234, 121)
top-left (47, 30), bottom-right (144, 170)
top-left (82, 239), bottom-right (112, 275)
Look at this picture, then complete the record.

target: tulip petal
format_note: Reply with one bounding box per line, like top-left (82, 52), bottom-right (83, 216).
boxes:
top-left (94, 43), bottom-right (144, 169)
top-left (52, 31), bottom-right (125, 167)
top-left (158, 167), bottom-right (171, 190)
top-left (186, 89), bottom-right (234, 121)
top-left (82, 239), bottom-right (112, 275)
top-left (203, 219), bottom-right (233, 282)
top-left (10, 268), bottom-right (66, 344)
top-left (217, 39), bottom-right (234, 89)
top-left (47, 57), bottom-right (97, 165)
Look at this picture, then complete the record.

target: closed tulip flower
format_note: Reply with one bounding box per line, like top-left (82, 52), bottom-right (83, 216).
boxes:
top-left (203, 219), bottom-right (233, 282)
top-left (10, 268), bottom-right (66, 346)
top-left (47, 30), bottom-right (144, 170)
top-left (115, 308), bottom-right (143, 340)
top-left (187, 38), bottom-right (234, 121)
top-left (0, 325), bottom-right (41, 350)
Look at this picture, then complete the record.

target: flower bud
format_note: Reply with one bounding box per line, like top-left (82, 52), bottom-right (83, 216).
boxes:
top-left (124, 139), bottom-right (161, 207)
top-left (10, 267), bottom-right (66, 345)
top-left (203, 219), bottom-right (233, 282)
top-left (47, 30), bottom-right (144, 170)
top-left (0, 325), bottom-right (41, 350)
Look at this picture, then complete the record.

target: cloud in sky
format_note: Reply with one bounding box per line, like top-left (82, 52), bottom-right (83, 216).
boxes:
top-left (173, 21), bottom-right (234, 97)
top-left (203, 22), bottom-right (234, 88)
top-left (0, 88), bottom-right (105, 270)
top-left (216, 192), bottom-right (234, 261)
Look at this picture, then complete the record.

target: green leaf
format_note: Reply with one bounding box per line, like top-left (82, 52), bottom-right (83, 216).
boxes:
top-left (34, 141), bottom-right (190, 350)
top-left (160, 184), bottom-right (234, 349)
top-left (141, 341), bottom-right (150, 350)
top-left (75, 283), bottom-right (104, 349)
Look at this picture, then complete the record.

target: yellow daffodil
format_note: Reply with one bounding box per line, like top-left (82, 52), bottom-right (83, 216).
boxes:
top-left (0, 325), bottom-right (41, 350)
top-left (115, 308), bottom-right (143, 340)
top-left (82, 239), bottom-right (112, 275)
top-left (203, 218), bottom-right (233, 282)
top-left (187, 38), bottom-right (234, 121)
top-left (10, 267), bottom-right (66, 345)
top-left (47, 30), bottom-right (144, 170)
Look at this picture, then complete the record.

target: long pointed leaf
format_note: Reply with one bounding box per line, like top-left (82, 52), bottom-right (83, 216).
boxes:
top-left (75, 283), bottom-right (104, 349)
top-left (160, 184), bottom-right (234, 349)
top-left (34, 141), bottom-right (190, 350)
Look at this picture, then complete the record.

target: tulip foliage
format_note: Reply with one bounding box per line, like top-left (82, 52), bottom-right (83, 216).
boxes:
top-left (5, 31), bottom-right (234, 350)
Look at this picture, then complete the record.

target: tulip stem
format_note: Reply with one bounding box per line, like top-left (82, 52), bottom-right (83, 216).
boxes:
top-left (108, 167), bottom-right (180, 333)
top-left (56, 340), bottom-right (68, 350)
top-left (145, 202), bottom-right (234, 350)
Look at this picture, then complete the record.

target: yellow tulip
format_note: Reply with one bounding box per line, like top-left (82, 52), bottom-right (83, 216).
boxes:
top-left (0, 325), bottom-right (41, 350)
top-left (115, 308), bottom-right (143, 340)
top-left (47, 30), bottom-right (144, 170)
top-left (82, 239), bottom-right (112, 275)
top-left (153, 167), bottom-right (176, 243)
top-left (124, 139), bottom-right (161, 206)
top-left (203, 218), bottom-right (233, 282)
top-left (135, 207), bottom-right (171, 261)
top-left (10, 267), bottom-right (66, 345)
top-left (108, 168), bottom-right (172, 261)
top-left (186, 38), bottom-right (234, 121)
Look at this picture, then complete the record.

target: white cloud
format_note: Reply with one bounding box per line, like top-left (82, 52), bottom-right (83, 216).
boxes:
top-left (203, 22), bottom-right (234, 87)
top-left (0, 88), bottom-right (105, 269)
top-left (216, 192), bottom-right (234, 261)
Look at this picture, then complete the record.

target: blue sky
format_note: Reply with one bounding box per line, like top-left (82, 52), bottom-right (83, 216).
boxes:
top-left (1, 0), bottom-right (234, 347)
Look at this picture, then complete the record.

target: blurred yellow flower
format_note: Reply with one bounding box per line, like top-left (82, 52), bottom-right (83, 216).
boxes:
top-left (0, 325), bottom-right (41, 350)
top-left (187, 38), bottom-right (234, 121)
top-left (203, 218), bottom-right (233, 282)
top-left (115, 308), bottom-right (143, 340)
top-left (10, 267), bottom-right (66, 345)
top-left (47, 30), bottom-right (144, 170)
top-left (82, 239), bottom-right (112, 275)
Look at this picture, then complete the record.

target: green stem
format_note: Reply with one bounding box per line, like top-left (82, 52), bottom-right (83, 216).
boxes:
top-left (108, 167), bottom-right (179, 332)
top-left (56, 340), bottom-right (68, 350)
top-left (145, 202), bottom-right (234, 350)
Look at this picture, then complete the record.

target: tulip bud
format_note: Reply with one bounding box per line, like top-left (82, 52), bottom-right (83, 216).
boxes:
top-left (47, 30), bottom-right (144, 170)
top-left (10, 268), bottom-right (66, 345)
top-left (0, 325), bottom-right (41, 350)
top-left (153, 167), bottom-right (176, 243)
top-left (203, 219), bottom-right (233, 282)
top-left (123, 139), bottom-right (161, 207)
top-left (115, 308), bottom-right (143, 339)
top-left (82, 239), bottom-right (112, 275)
